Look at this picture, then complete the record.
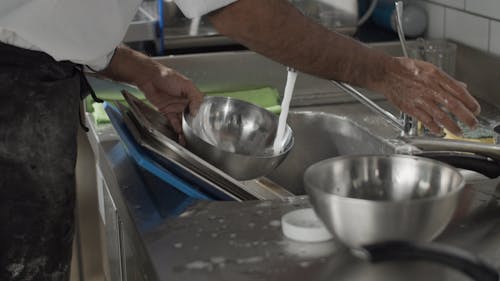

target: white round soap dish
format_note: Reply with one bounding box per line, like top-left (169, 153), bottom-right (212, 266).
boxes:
top-left (281, 208), bottom-right (333, 243)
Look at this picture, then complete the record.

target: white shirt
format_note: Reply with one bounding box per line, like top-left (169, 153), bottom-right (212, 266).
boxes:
top-left (174, 0), bottom-right (237, 19)
top-left (0, 0), bottom-right (236, 70)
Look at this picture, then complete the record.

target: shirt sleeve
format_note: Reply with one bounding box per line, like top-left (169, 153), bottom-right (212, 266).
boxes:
top-left (173, 0), bottom-right (237, 19)
top-left (83, 48), bottom-right (117, 72)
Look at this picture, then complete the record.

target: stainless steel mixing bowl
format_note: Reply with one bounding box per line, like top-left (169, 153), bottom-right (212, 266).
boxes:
top-left (304, 154), bottom-right (465, 248)
top-left (182, 96), bottom-right (294, 180)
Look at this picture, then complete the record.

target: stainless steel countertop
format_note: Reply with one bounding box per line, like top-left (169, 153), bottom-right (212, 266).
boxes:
top-left (87, 100), bottom-right (500, 281)
top-left (145, 184), bottom-right (500, 281)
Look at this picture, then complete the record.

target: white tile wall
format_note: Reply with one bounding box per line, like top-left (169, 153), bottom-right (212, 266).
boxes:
top-left (417, 0), bottom-right (500, 56)
top-left (445, 8), bottom-right (490, 51)
top-left (490, 21), bottom-right (500, 55)
top-left (427, 0), bottom-right (465, 9)
top-left (413, 1), bottom-right (445, 38)
top-left (466, 0), bottom-right (500, 21)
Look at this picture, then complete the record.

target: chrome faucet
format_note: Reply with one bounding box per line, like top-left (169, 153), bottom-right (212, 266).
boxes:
top-left (331, 80), bottom-right (418, 137)
top-left (329, 1), bottom-right (419, 137)
top-left (393, 1), bottom-right (418, 137)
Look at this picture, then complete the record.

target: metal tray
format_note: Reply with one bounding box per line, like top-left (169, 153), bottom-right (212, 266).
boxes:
top-left (120, 91), bottom-right (294, 200)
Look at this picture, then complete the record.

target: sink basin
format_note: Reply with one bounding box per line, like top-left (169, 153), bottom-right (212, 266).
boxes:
top-left (267, 111), bottom-right (395, 195)
top-left (149, 41), bottom-right (500, 198)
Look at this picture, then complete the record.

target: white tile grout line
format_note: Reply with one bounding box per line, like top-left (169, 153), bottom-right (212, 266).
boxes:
top-left (488, 20), bottom-right (492, 53)
top-left (443, 6), bottom-right (447, 38)
top-left (425, 0), bottom-right (465, 11)
top-left (425, 0), bottom-right (500, 21)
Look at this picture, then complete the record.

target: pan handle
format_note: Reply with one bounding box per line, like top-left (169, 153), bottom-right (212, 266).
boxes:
top-left (362, 241), bottom-right (499, 281)
top-left (415, 151), bottom-right (500, 179)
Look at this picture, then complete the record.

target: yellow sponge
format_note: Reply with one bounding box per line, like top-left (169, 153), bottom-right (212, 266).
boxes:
top-left (443, 129), bottom-right (495, 144)
top-left (418, 121), bottom-right (496, 144)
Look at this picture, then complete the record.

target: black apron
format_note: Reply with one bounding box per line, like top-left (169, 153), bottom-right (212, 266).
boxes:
top-left (0, 42), bottom-right (91, 281)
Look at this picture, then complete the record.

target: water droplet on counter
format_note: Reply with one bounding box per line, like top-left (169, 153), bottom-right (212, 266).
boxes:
top-left (256, 201), bottom-right (272, 208)
top-left (299, 261), bottom-right (311, 268)
top-left (269, 220), bottom-right (281, 227)
top-left (236, 256), bottom-right (264, 264)
top-left (210, 256), bottom-right (226, 264)
top-left (174, 243), bottom-right (183, 249)
top-left (185, 261), bottom-right (213, 271)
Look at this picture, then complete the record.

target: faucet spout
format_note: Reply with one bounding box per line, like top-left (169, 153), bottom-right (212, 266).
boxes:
top-left (331, 80), bottom-right (406, 132)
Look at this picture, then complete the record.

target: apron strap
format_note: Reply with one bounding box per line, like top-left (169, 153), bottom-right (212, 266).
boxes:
top-left (74, 64), bottom-right (104, 132)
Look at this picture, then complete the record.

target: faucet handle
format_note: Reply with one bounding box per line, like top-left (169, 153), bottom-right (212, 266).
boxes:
top-left (401, 112), bottom-right (419, 137)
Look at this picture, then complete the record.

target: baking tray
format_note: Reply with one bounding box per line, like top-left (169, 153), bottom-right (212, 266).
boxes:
top-left (105, 102), bottom-right (213, 200)
top-left (118, 91), bottom-right (293, 200)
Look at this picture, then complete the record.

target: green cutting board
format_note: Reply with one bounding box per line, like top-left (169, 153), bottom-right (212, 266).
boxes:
top-left (86, 77), bottom-right (282, 124)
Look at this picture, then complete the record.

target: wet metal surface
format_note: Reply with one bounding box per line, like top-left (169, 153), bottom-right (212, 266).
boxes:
top-left (88, 100), bottom-right (500, 281)
top-left (144, 181), bottom-right (500, 281)
top-left (87, 42), bottom-right (500, 281)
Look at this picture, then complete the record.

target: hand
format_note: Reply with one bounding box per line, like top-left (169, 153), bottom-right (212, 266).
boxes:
top-left (370, 57), bottom-right (480, 135)
top-left (97, 46), bottom-right (204, 144)
top-left (137, 65), bottom-right (204, 144)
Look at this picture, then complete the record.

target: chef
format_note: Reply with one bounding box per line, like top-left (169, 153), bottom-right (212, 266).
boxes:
top-left (0, 0), bottom-right (480, 280)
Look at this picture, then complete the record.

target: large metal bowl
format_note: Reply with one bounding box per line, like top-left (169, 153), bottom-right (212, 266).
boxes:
top-left (182, 96), bottom-right (294, 180)
top-left (304, 154), bottom-right (465, 248)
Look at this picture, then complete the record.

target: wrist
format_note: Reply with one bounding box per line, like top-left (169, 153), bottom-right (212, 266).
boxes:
top-left (131, 59), bottom-right (164, 87)
top-left (363, 56), bottom-right (401, 93)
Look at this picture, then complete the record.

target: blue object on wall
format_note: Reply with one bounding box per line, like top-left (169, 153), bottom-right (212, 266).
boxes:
top-left (371, 1), bottom-right (427, 37)
top-left (156, 0), bottom-right (165, 55)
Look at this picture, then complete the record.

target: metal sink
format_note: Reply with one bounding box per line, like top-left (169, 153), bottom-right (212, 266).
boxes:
top-left (267, 110), bottom-right (397, 195)
top-left (146, 40), bottom-right (500, 197)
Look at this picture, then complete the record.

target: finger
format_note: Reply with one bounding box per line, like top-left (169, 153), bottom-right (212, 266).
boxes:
top-left (430, 88), bottom-right (478, 129)
top-left (411, 106), bottom-right (442, 135)
top-left (421, 100), bottom-right (462, 135)
top-left (166, 112), bottom-right (183, 134)
top-left (178, 133), bottom-right (186, 146)
top-left (181, 82), bottom-right (204, 115)
top-left (437, 73), bottom-right (480, 115)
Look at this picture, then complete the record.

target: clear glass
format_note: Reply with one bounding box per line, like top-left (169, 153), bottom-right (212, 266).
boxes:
top-left (289, 0), bottom-right (358, 30)
top-left (408, 39), bottom-right (458, 77)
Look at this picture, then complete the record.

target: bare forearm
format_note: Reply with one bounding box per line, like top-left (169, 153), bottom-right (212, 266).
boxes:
top-left (208, 0), bottom-right (394, 90)
top-left (98, 45), bottom-right (162, 86)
